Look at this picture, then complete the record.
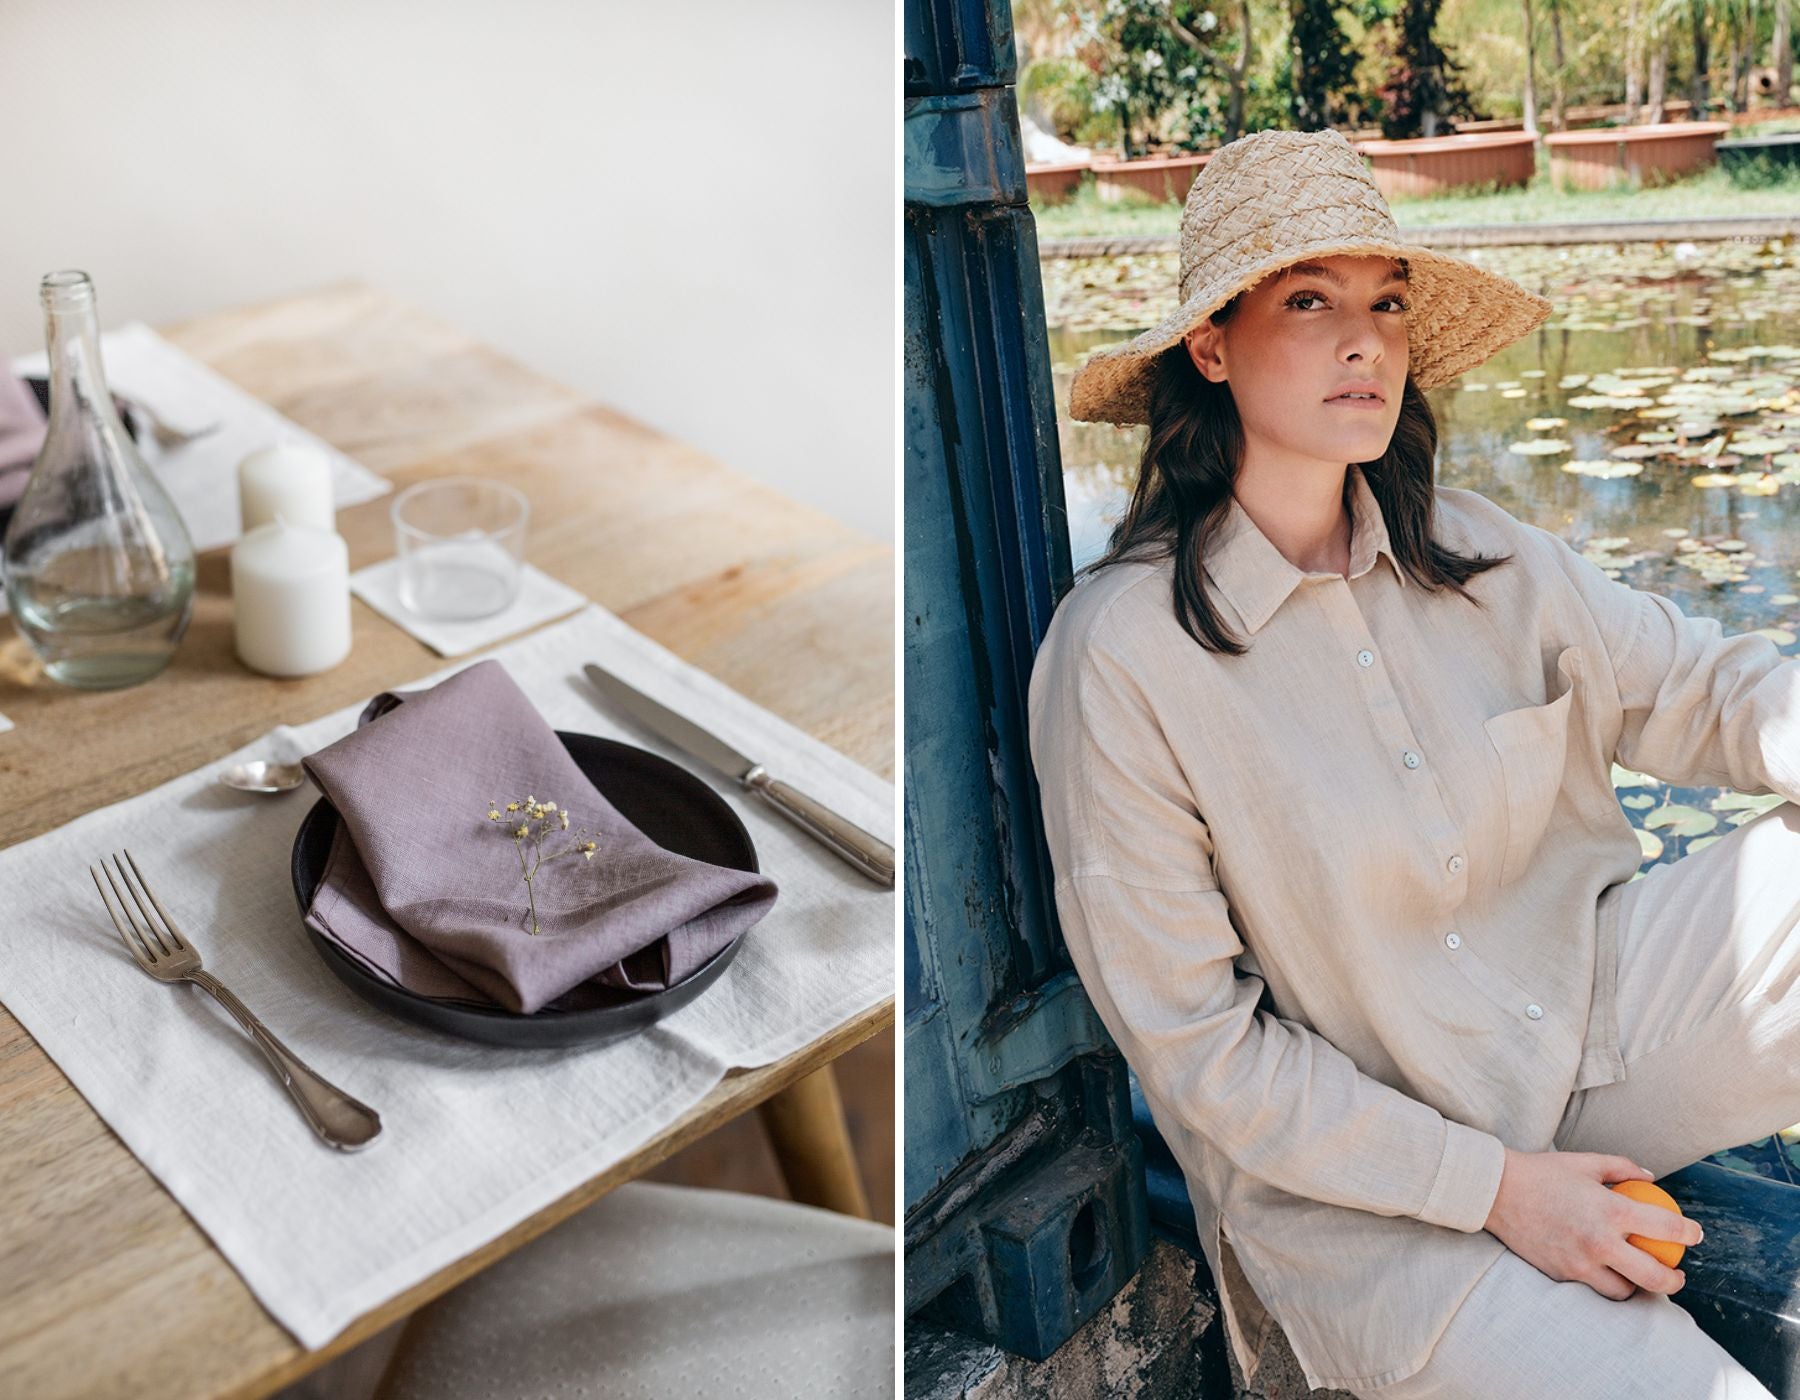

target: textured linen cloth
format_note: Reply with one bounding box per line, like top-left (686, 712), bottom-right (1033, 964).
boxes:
top-left (303, 659), bottom-right (777, 1013)
top-left (381, 1183), bottom-right (895, 1400)
top-left (0, 604), bottom-right (892, 1349)
top-left (1363, 797), bottom-right (1800, 1396)
top-left (8, 321), bottom-right (390, 553)
top-left (1027, 463), bottom-right (1800, 1392)
top-left (350, 557), bottom-right (587, 657)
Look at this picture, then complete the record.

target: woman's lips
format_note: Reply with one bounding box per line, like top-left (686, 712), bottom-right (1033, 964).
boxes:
top-left (1326, 395), bottom-right (1387, 411)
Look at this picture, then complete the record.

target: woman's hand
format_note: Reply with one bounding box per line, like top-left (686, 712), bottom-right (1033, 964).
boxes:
top-left (1482, 1148), bottom-right (1704, 1300)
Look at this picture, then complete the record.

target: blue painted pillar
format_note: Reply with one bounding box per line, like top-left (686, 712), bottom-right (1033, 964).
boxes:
top-left (902, 0), bottom-right (1151, 1362)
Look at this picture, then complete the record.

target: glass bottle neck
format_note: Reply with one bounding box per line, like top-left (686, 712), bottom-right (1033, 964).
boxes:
top-left (42, 287), bottom-right (124, 434)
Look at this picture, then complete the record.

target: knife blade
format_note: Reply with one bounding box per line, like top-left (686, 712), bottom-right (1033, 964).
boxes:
top-left (582, 662), bottom-right (895, 887)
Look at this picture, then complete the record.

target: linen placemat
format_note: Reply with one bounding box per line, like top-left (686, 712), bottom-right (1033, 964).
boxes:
top-left (10, 321), bottom-right (390, 554)
top-left (0, 604), bottom-right (892, 1349)
top-left (350, 557), bottom-right (587, 656)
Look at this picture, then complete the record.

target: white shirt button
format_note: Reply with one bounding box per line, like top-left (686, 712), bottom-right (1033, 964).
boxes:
top-left (1357, 649), bottom-right (1375, 667)
top-left (1447, 854), bottom-right (1465, 874)
top-left (1526, 1003), bottom-right (1544, 1020)
top-left (1445, 932), bottom-right (1461, 949)
top-left (1403, 750), bottom-right (1421, 769)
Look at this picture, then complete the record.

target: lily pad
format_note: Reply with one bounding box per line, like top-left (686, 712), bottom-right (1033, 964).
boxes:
top-left (1508, 439), bottom-right (1571, 456)
top-left (1714, 791), bottom-right (1787, 817)
top-left (1644, 804), bottom-right (1720, 837)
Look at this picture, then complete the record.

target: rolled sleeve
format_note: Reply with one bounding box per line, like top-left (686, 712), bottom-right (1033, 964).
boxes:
top-left (1543, 525), bottom-right (1800, 802)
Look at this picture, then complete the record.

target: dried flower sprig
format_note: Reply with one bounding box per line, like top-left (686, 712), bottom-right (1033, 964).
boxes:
top-left (486, 795), bottom-right (600, 935)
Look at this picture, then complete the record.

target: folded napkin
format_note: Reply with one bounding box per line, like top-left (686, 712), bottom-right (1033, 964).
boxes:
top-left (0, 366), bottom-right (46, 509)
top-left (302, 659), bottom-right (778, 1015)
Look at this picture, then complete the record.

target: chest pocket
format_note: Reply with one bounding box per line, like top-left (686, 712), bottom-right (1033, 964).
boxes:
top-left (1483, 645), bottom-right (1580, 887)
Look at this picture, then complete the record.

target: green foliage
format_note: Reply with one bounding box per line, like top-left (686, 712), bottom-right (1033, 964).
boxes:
top-left (1076, 0), bottom-right (1232, 153)
top-left (1375, 0), bottom-right (1478, 136)
top-left (1020, 56), bottom-right (1100, 141)
top-left (1288, 0), bottom-right (1363, 128)
top-left (1723, 149), bottom-right (1800, 189)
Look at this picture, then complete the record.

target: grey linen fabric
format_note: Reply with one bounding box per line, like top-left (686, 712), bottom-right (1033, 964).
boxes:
top-left (302, 659), bottom-right (777, 1015)
top-left (1027, 463), bottom-right (1800, 1392)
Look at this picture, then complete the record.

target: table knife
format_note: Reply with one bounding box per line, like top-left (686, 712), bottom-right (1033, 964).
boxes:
top-left (582, 662), bottom-right (895, 887)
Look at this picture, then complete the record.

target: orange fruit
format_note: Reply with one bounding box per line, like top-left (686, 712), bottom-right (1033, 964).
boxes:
top-left (1610, 1180), bottom-right (1687, 1268)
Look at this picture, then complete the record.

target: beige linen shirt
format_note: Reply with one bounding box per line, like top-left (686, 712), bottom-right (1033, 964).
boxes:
top-left (1027, 464), bottom-right (1800, 1392)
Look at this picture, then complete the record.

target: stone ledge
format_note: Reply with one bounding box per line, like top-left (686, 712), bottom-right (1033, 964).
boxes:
top-left (1039, 215), bottom-right (1800, 259)
top-left (906, 1240), bottom-right (1359, 1398)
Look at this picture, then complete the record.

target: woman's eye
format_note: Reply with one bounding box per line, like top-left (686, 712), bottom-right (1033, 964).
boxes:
top-left (1378, 296), bottom-right (1411, 312)
top-left (1286, 292), bottom-right (1326, 310)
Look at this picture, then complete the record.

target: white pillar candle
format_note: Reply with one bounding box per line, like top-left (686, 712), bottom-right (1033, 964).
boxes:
top-left (231, 522), bottom-right (352, 677)
top-left (238, 444), bottom-right (335, 533)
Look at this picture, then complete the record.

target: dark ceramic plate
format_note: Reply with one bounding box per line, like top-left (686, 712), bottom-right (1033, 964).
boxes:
top-left (289, 731), bottom-right (758, 1049)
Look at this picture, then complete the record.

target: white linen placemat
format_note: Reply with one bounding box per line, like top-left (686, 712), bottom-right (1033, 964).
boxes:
top-left (0, 604), bottom-right (892, 1349)
top-left (11, 321), bottom-right (390, 554)
top-left (351, 557), bottom-right (588, 656)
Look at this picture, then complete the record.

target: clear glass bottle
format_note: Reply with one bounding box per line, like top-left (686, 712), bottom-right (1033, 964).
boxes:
top-left (2, 271), bottom-right (194, 688)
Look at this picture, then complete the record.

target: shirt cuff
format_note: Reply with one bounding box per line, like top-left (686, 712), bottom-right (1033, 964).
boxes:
top-left (1417, 1120), bottom-right (1508, 1233)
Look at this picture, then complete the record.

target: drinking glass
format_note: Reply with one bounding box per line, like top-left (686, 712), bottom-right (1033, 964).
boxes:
top-left (391, 478), bottom-right (528, 621)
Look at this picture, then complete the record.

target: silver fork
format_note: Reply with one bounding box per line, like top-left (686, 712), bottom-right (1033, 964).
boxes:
top-left (90, 850), bottom-right (382, 1151)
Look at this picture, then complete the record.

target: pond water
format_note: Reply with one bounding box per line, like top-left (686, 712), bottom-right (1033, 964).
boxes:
top-left (1045, 237), bottom-right (1800, 1180)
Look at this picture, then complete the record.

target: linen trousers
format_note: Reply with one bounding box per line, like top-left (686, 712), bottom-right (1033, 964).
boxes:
top-left (1362, 800), bottom-right (1800, 1400)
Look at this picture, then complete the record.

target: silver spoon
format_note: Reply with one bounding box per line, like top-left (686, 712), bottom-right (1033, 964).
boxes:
top-left (219, 760), bottom-right (308, 794)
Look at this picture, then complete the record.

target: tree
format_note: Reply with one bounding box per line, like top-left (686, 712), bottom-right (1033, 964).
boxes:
top-left (1522, 0), bottom-right (1540, 135)
top-left (1777, 0), bottom-right (1794, 104)
top-left (1690, 0), bottom-right (1712, 111)
top-left (1287, 0), bottom-right (1360, 128)
top-left (1075, 0), bottom-right (1239, 153)
top-left (1625, 0), bottom-right (1645, 113)
top-left (1226, 0), bottom-right (1252, 138)
top-left (1376, 0), bottom-right (1474, 137)
top-left (1548, 0), bottom-right (1567, 129)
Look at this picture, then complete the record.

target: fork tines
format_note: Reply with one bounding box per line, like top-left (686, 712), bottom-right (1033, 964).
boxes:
top-left (90, 850), bottom-right (187, 964)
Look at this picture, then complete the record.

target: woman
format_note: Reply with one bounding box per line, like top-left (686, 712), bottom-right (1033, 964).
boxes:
top-left (1028, 128), bottom-right (1800, 1397)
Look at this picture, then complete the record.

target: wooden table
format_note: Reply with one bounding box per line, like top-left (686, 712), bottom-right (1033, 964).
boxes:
top-left (0, 284), bottom-right (894, 1400)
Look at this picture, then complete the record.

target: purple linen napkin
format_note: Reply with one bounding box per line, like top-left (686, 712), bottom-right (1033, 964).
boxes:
top-left (0, 366), bottom-right (46, 509)
top-left (302, 659), bottom-right (778, 1015)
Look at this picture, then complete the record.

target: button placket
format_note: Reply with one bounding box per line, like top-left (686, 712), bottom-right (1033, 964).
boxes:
top-left (1320, 588), bottom-right (1467, 890)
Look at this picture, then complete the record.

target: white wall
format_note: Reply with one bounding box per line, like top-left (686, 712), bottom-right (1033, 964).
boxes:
top-left (0, 1), bottom-right (895, 540)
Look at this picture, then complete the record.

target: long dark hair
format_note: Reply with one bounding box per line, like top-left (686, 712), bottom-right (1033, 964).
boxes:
top-left (1086, 297), bottom-right (1513, 655)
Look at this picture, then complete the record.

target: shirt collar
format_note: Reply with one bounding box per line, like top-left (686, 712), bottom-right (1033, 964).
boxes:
top-left (1205, 465), bottom-right (1407, 635)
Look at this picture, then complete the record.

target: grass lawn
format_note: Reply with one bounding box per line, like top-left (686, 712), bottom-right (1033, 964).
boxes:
top-left (1032, 122), bottom-right (1800, 239)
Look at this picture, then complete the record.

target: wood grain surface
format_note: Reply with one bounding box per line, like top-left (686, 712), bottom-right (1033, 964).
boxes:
top-left (0, 283), bottom-right (895, 1400)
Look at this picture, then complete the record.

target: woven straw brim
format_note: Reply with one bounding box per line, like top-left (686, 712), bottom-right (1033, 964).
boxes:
top-left (1068, 240), bottom-right (1554, 425)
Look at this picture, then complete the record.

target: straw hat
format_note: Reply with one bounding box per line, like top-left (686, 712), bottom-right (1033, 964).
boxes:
top-left (1068, 128), bottom-right (1554, 425)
